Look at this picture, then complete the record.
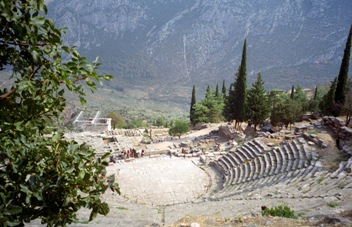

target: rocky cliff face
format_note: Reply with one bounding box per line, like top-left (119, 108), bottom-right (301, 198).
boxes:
top-left (46, 0), bottom-right (352, 101)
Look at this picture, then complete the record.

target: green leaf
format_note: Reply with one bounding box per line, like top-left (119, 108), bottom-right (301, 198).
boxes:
top-left (62, 46), bottom-right (70, 53)
top-left (79, 97), bottom-right (86, 106)
top-left (20, 185), bottom-right (30, 194)
top-left (4, 206), bottom-right (22, 215)
top-left (6, 220), bottom-right (22, 227)
top-left (86, 80), bottom-right (95, 88)
top-left (78, 170), bottom-right (85, 179)
top-left (97, 202), bottom-right (109, 216)
top-left (103, 75), bottom-right (113, 81)
top-left (0, 217), bottom-right (8, 224)
top-left (14, 121), bottom-right (23, 131)
top-left (52, 132), bottom-right (62, 143)
top-left (31, 49), bottom-right (41, 64)
top-left (89, 208), bottom-right (98, 221)
top-left (100, 152), bottom-right (110, 160)
top-left (58, 89), bottom-right (65, 96)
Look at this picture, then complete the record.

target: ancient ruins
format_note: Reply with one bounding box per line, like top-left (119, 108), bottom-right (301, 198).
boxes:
top-left (60, 117), bottom-right (352, 226)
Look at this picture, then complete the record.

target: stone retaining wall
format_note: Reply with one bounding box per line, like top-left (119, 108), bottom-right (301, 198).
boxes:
top-left (322, 116), bottom-right (352, 140)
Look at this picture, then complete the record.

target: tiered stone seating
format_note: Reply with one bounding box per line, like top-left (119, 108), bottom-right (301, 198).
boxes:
top-left (210, 138), bottom-right (322, 200)
top-left (246, 140), bottom-right (264, 156)
top-left (222, 155), bottom-right (236, 168)
top-left (227, 152), bottom-right (241, 166)
top-left (248, 160), bottom-right (256, 181)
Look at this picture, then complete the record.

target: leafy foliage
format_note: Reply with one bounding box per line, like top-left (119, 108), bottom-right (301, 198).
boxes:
top-left (270, 93), bottom-right (302, 129)
top-left (262, 205), bottom-right (297, 219)
top-left (191, 86), bottom-right (224, 124)
top-left (0, 0), bottom-right (117, 226)
top-left (327, 201), bottom-right (341, 208)
top-left (154, 116), bottom-right (169, 127)
top-left (308, 86), bottom-right (323, 114)
top-left (292, 84), bottom-right (308, 113)
top-left (107, 112), bottom-right (126, 129)
top-left (124, 117), bottom-right (149, 129)
top-left (169, 120), bottom-right (189, 138)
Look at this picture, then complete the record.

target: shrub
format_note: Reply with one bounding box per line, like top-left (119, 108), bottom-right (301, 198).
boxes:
top-left (327, 201), bottom-right (341, 208)
top-left (262, 205), bottom-right (297, 219)
top-left (317, 177), bottom-right (325, 184)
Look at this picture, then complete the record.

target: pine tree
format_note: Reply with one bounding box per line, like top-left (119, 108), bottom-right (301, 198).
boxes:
top-left (192, 85), bottom-right (224, 124)
top-left (190, 85), bottom-right (196, 125)
top-left (271, 95), bottom-right (302, 130)
top-left (247, 73), bottom-right (270, 131)
top-left (334, 25), bottom-right (352, 115)
top-left (232, 39), bottom-right (248, 127)
top-left (205, 85), bottom-right (212, 99)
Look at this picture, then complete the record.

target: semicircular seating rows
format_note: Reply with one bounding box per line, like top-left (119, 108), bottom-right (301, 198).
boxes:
top-left (208, 138), bottom-right (329, 200)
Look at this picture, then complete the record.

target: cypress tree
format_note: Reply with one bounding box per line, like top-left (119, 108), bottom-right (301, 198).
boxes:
top-left (215, 83), bottom-right (219, 98)
top-left (205, 85), bottom-right (212, 99)
top-left (320, 78), bottom-right (338, 116)
top-left (223, 83), bottom-right (235, 121)
top-left (308, 86), bottom-right (320, 114)
top-left (314, 86), bottom-right (318, 100)
top-left (222, 80), bottom-right (226, 97)
top-left (334, 25), bottom-right (352, 114)
top-left (190, 85), bottom-right (196, 125)
top-left (290, 85), bottom-right (295, 99)
top-left (232, 39), bottom-right (247, 126)
top-left (247, 73), bottom-right (270, 131)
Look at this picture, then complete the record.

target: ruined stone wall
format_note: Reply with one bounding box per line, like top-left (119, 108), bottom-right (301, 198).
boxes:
top-left (322, 116), bottom-right (352, 140)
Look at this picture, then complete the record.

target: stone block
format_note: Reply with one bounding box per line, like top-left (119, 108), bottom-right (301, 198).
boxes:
top-left (206, 153), bottom-right (215, 157)
top-left (307, 141), bottom-right (315, 146)
top-left (192, 153), bottom-right (200, 157)
top-left (200, 155), bottom-right (207, 163)
top-left (267, 142), bottom-right (274, 147)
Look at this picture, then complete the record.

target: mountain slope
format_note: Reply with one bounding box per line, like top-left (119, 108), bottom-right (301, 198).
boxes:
top-left (45, 0), bottom-right (352, 108)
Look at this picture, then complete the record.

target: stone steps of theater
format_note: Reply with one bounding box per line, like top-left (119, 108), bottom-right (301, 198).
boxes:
top-left (212, 139), bottom-right (317, 188)
top-left (211, 169), bottom-right (352, 201)
top-left (212, 163), bottom-right (321, 199)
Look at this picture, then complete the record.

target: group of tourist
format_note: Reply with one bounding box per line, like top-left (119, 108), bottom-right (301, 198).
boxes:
top-left (110, 148), bottom-right (145, 163)
top-left (121, 148), bottom-right (145, 159)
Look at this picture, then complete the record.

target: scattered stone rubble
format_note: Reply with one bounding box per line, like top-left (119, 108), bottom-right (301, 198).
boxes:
top-left (320, 116), bottom-right (352, 154)
top-left (321, 116), bottom-right (352, 140)
top-left (105, 128), bottom-right (143, 137)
